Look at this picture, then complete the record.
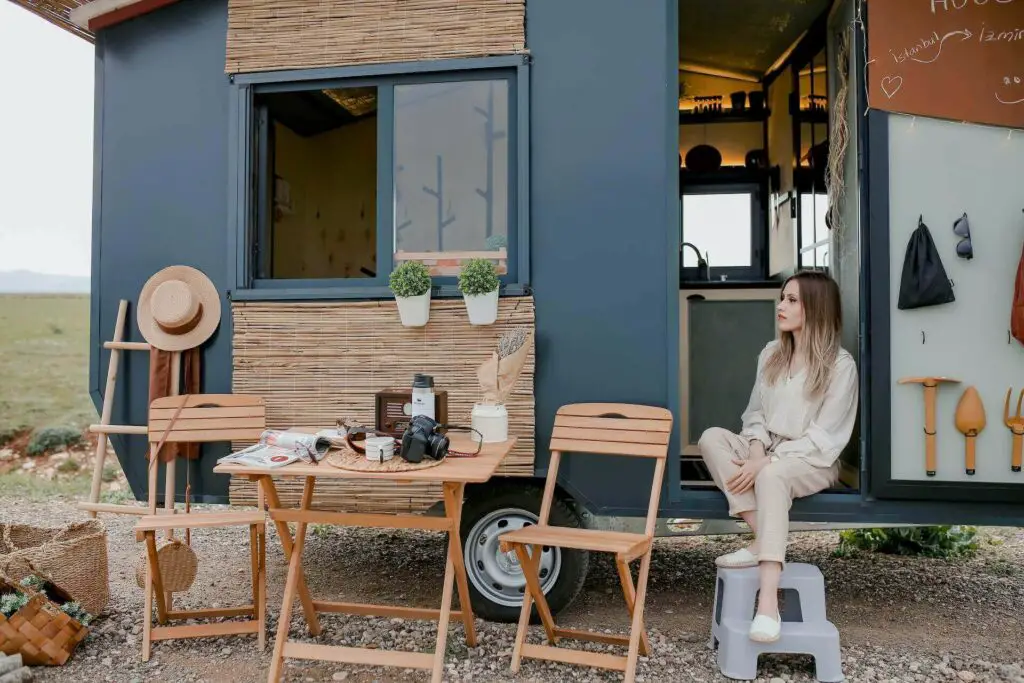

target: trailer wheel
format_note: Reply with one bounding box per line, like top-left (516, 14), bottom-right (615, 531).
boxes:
top-left (459, 484), bottom-right (589, 623)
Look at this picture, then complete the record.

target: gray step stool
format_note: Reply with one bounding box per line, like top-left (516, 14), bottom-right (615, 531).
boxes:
top-left (708, 562), bottom-right (844, 682)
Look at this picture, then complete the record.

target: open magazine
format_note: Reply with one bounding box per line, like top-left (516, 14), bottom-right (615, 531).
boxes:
top-left (217, 429), bottom-right (332, 468)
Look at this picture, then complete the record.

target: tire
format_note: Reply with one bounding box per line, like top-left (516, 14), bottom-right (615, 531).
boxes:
top-left (459, 483), bottom-right (589, 624)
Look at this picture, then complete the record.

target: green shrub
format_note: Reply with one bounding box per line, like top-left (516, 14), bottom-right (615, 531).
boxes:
top-left (457, 258), bottom-right (500, 296)
top-left (389, 260), bottom-right (432, 298)
top-left (102, 464), bottom-right (120, 483)
top-left (27, 426), bottom-right (83, 456)
top-left (56, 459), bottom-right (81, 474)
top-left (0, 427), bottom-right (22, 447)
top-left (836, 525), bottom-right (979, 559)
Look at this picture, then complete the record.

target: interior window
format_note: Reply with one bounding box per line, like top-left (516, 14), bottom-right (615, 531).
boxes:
top-left (799, 192), bottom-right (829, 268)
top-left (681, 192), bottom-right (754, 268)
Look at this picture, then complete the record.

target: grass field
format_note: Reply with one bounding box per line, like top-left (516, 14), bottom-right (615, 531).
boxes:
top-left (0, 294), bottom-right (96, 432)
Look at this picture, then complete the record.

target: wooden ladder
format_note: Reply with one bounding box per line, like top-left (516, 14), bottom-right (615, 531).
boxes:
top-left (78, 299), bottom-right (180, 520)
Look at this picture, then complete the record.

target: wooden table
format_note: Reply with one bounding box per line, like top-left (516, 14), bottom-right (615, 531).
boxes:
top-left (213, 435), bottom-right (517, 683)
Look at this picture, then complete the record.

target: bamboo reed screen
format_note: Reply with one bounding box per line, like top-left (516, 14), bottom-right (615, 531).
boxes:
top-left (225, 0), bottom-right (526, 74)
top-left (228, 296), bottom-right (535, 512)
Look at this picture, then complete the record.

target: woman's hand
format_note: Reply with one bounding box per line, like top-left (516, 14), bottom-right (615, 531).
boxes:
top-left (726, 452), bottom-right (770, 495)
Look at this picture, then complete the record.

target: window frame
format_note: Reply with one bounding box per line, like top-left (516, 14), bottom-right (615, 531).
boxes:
top-left (679, 180), bottom-right (767, 283)
top-left (227, 55), bottom-right (531, 301)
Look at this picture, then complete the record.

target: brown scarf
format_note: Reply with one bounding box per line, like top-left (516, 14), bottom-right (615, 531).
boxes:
top-left (148, 347), bottom-right (202, 462)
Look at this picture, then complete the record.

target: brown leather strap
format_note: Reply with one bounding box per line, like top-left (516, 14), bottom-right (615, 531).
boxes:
top-left (151, 394), bottom-right (190, 462)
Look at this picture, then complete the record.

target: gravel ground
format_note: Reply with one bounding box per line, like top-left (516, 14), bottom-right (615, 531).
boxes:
top-left (1, 494), bottom-right (1022, 683)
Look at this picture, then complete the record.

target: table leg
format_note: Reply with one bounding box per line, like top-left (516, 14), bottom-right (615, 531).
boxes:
top-left (443, 482), bottom-right (477, 647)
top-left (258, 475), bottom-right (321, 636)
top-left (267, 476), bottom-right (316, 683)
top-left (430, 546), bottom-right (457, 683)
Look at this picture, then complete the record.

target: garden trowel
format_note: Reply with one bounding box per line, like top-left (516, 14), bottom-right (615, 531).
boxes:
top-left (954, 386), bottom-right (985, 475)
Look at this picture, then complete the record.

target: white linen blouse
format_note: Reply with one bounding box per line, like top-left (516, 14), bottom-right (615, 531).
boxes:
top-left (739, 340), bottom-right (859, 469)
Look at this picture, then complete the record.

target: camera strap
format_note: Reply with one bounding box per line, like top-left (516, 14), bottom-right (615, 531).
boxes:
top-left (438, 424), bottom-right (484, 458)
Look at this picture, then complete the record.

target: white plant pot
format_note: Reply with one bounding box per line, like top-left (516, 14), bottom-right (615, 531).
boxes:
top-left (471, 403), bottom-right (508, 443)
top-left (395, 291), bottom-right (431, 327)
top-left (463, 289), bottom-right (499, 325)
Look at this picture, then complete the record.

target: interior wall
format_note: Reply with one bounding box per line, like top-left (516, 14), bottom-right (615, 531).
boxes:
top-left (767, 66), bottom-right (796, 276)
top-left (888, 116), bottom-right (1024, 485)
top-left (271, 118), bottom-right (377, 279)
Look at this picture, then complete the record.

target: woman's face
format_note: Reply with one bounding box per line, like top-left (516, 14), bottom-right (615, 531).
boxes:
top-left (777, 280), bottom-right (804, 333)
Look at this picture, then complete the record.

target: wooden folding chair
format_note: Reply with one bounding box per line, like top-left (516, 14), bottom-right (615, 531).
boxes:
top-left (134, 394), bottom-right (268, 661)
top-left (499, 403), bottom-right (672, 683)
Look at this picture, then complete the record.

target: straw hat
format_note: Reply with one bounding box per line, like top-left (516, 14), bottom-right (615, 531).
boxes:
top-left (137, 266), bottom-right (221, 352)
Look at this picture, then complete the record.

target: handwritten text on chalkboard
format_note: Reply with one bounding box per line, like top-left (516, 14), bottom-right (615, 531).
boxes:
top-left (868, 0), bottom-right (1023, 128)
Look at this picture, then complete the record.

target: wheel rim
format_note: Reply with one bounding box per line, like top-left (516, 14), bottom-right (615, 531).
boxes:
top-left (464, 507), bottom-right (562, 608)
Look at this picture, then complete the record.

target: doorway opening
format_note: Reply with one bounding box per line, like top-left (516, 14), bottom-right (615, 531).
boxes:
top-left (675, 0), bottom-right (863, 497)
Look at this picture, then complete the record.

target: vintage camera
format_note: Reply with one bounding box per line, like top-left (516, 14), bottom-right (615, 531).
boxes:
top-left (400, 414), bottom-right (450, 463)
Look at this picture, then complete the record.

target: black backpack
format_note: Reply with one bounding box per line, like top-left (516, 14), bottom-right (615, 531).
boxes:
top-left (898, 215), bottom-right (955, 310)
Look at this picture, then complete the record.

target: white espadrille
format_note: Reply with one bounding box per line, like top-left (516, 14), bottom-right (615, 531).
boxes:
top-left (748, 611), bottom-right (781, 642)
top-left (714, 547), bottom-right (758, 568)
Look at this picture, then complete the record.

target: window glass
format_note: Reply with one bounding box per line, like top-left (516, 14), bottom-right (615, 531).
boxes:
top-left (800, 192), bottom-right (828, 249)
top-left (681, 193), bottom-right (752, 268)
top-left (393, 80), bottom-right (510, 276)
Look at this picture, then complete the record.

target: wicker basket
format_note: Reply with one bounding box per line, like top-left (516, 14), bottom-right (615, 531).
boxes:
top-left (0, 575), bottom-right (89, 666)
top-left (134, 538), bottom-right (198, 593)
top-left (0, 521), bottom-right (109, 616)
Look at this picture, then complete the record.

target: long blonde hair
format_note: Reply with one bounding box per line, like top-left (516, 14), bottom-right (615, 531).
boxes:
top-left (762, 270), bottom-right (843, 398)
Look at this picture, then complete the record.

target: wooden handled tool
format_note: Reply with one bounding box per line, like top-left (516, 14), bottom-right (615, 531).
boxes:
top-left (1003, 387), bottom-right (1024, 473)
top-left (899, 376), bottom-right (961, 477)
top-left (954, 386), bottom-right (985, 475)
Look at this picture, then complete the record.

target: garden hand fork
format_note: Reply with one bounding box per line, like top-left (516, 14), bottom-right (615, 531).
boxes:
top-left (1002, 387), bottom-right (1024, 472)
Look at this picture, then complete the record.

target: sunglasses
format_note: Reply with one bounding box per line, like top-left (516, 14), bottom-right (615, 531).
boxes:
top-left (953, 213), bottom-right (972, 260)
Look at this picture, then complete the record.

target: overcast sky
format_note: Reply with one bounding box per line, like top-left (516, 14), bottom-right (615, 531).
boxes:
top-left (0, 2), bottom-right (94, 277)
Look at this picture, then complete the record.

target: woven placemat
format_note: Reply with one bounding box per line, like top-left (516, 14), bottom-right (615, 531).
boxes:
top-left (325, 446), bottom-right (444, 473)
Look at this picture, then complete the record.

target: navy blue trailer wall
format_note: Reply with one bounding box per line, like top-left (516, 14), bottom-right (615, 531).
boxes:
top-left (527, 0), bottom-right (679, 516)
top-left (89, 0), bottom-right (235, 502)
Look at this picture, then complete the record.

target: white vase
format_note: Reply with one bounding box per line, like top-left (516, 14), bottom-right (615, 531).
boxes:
top-left (396, 291), bottom-right (430, 327)
top-left (471, 403), bottom-right (508, 443)
top-left (463, 289), bottom-right (499, 325)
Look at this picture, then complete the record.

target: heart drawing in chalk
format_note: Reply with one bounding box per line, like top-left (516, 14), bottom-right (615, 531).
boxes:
top-left (881, 75), bottom-right (903, 99)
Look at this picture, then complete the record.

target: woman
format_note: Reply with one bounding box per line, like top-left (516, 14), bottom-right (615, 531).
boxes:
top-left (699, 270), bottom-right (858, 643)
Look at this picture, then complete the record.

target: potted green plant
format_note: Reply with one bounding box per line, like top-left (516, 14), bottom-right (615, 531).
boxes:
top-left (389, 260), bottom-right (432, 327)
top-left (458, 258), bottom-right (500, 325)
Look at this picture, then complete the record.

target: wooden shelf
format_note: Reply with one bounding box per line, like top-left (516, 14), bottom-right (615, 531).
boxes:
top-left (678, 108), bottom-right (770, 125)
top-left (680, 166), bottom-right (769, 186)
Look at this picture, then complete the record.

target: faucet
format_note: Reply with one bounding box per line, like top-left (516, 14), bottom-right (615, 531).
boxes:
top-left (681, 242), bottom-right (710, 280)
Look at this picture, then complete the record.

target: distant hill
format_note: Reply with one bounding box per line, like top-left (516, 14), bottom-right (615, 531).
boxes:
top-left (0, 270), bottom-right (90, 294)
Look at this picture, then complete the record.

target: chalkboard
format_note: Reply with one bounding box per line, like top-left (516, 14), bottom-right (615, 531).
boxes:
top-left (866, 0), bottom-right (1024, 129)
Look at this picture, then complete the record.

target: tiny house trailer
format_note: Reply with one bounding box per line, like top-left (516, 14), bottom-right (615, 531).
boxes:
top-left (18, 0), bottom-right (1023, 620)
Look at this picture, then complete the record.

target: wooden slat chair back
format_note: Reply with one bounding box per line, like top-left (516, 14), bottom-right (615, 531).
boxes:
top-left (499, 403), bottom-right (672, 683)
top-left (135, 393), bottom-right (269, 661)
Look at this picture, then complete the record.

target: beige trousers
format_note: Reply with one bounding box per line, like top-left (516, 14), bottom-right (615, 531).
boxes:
top-left (699, 427), bottom-right (838, 564)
